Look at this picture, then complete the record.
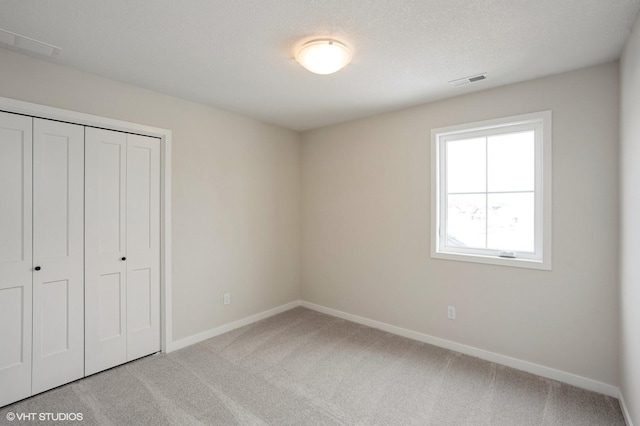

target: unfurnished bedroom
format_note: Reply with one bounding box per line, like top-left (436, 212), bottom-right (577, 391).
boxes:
top-left (0, 1), bottom-right (639, 425)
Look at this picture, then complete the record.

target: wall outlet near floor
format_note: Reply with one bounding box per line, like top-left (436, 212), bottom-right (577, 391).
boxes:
top-left (224, 293), bottom-right (231, 305)
top-left (447, 306), bottom-right (456, 320)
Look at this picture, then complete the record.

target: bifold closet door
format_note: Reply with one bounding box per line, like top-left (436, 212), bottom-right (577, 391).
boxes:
top-left (31, 119), bottom-right (85, 394)
top-left (85, 128), bottom-right (160, 376)
top-left (0, 112), bottom-right (33, 407)
top-left (85, 128), bottom-right (127, 375)
top-left (125, 134), bottom-right (160, 361)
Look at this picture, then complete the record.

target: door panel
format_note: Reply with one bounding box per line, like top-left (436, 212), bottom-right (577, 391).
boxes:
top-left (0, 127), bottom-right (28, 263)
top-left (85, 127), bottom-right (127, 376)
top-left (32, 118), bottom-right (84, 394)
top-left (0, 287), bottom-right (25, 369)
top-left (35, 132), bottom-right (70, 257)
top-left (39, 280), bottom-right (70, 356)
top-left (98, 272), bottom-right (124, 340)
top-left (98, 141), bottom-right (125, 254)
top-left (126, 135), bottom-right (160, 360)
top-left (0, 111), bottom-right (32, 407)
top-left (128, 268), bottom-right (151, 332)
top-left (127, 143), bottom-right (151, 250)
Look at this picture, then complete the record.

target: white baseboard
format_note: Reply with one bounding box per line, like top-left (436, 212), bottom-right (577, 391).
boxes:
top-left (619, 390), bottom-right (635, 426)
top-left (167, 300), bottom-right (301, 352)
top-left (301, 300), bottom-right (620, 398)
top-left (165, 298), bottom-right (621, 400)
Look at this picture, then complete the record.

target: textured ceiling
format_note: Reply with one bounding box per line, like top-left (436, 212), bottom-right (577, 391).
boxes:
top-left (0, 0), bottom-right (639, 131)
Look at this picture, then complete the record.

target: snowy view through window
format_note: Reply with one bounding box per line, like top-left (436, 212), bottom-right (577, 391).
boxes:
top-left (446, 131), bottom-right (535, 253)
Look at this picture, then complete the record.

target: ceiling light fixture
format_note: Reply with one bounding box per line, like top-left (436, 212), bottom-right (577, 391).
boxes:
top-left (295, 39), bottom-right (352, 75)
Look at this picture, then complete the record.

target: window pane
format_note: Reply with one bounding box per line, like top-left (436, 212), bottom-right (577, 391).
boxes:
top-left (447, 194), bottom-right (486, 248)
top-left (487, 192), bottom-right (534, 252)
top-left (487, 131), bottom-right (534, 192)
top-left (446, 137), bottom-right (486, 193)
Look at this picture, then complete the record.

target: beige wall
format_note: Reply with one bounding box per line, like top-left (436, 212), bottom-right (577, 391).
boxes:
top-left (0, 48), bottom-right (301, 342)
top-left (621, 13), bottom-right (640, 424)
top-left (302, 62), bottom-right (620, 386)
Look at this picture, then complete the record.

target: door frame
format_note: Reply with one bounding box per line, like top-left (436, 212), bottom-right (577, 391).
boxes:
top-left (0, 96), bottom-right (173, 354)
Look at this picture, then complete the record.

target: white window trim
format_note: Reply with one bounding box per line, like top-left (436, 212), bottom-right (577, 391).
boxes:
top-left (430, 111), bottom-right (552, 270)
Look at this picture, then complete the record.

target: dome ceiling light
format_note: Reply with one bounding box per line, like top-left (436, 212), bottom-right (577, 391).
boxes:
top-left (295, 39), bottom-right (352, 75)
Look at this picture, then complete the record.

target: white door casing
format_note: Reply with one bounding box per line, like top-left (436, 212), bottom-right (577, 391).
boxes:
top-left (31, 118), bottom-right (85, 394)
top-left (0, 111), bottom-right (33, 407)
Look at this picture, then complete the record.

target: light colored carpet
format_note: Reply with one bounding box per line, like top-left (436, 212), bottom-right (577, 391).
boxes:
top-left (0, 307), bottom-right (625, 425)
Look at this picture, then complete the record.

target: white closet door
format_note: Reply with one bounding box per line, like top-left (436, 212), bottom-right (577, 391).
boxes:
top-left (0, 111), bottom-right (33, 407)
top-left (32, 119), bottom-right (85, 394)
top-left (85, 127), bottom-right (127, 376)
top-left (126, 134), bottom-right (160, 360)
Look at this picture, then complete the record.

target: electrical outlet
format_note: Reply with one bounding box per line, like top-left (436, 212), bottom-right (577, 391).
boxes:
top-left (447, 306), bottom-right (456, 320)
top-left (224, 293), bottom-right (231, 305)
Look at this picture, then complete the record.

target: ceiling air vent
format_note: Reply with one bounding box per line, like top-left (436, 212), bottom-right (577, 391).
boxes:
top-left (449, 73), bottom-right (487, 87)
top-left (0, 28), bottom-right (61, 57)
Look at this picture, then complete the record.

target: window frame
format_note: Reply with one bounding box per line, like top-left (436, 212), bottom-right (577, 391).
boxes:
top-left (430, 111), bottom-right (552, 270)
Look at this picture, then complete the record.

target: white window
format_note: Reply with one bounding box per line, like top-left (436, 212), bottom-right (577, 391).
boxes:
top-left (431, 111), bottom-right (551, 270)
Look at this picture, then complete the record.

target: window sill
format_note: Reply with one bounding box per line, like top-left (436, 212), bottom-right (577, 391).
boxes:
top-left (431, 251), bottom-right (551, 271)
